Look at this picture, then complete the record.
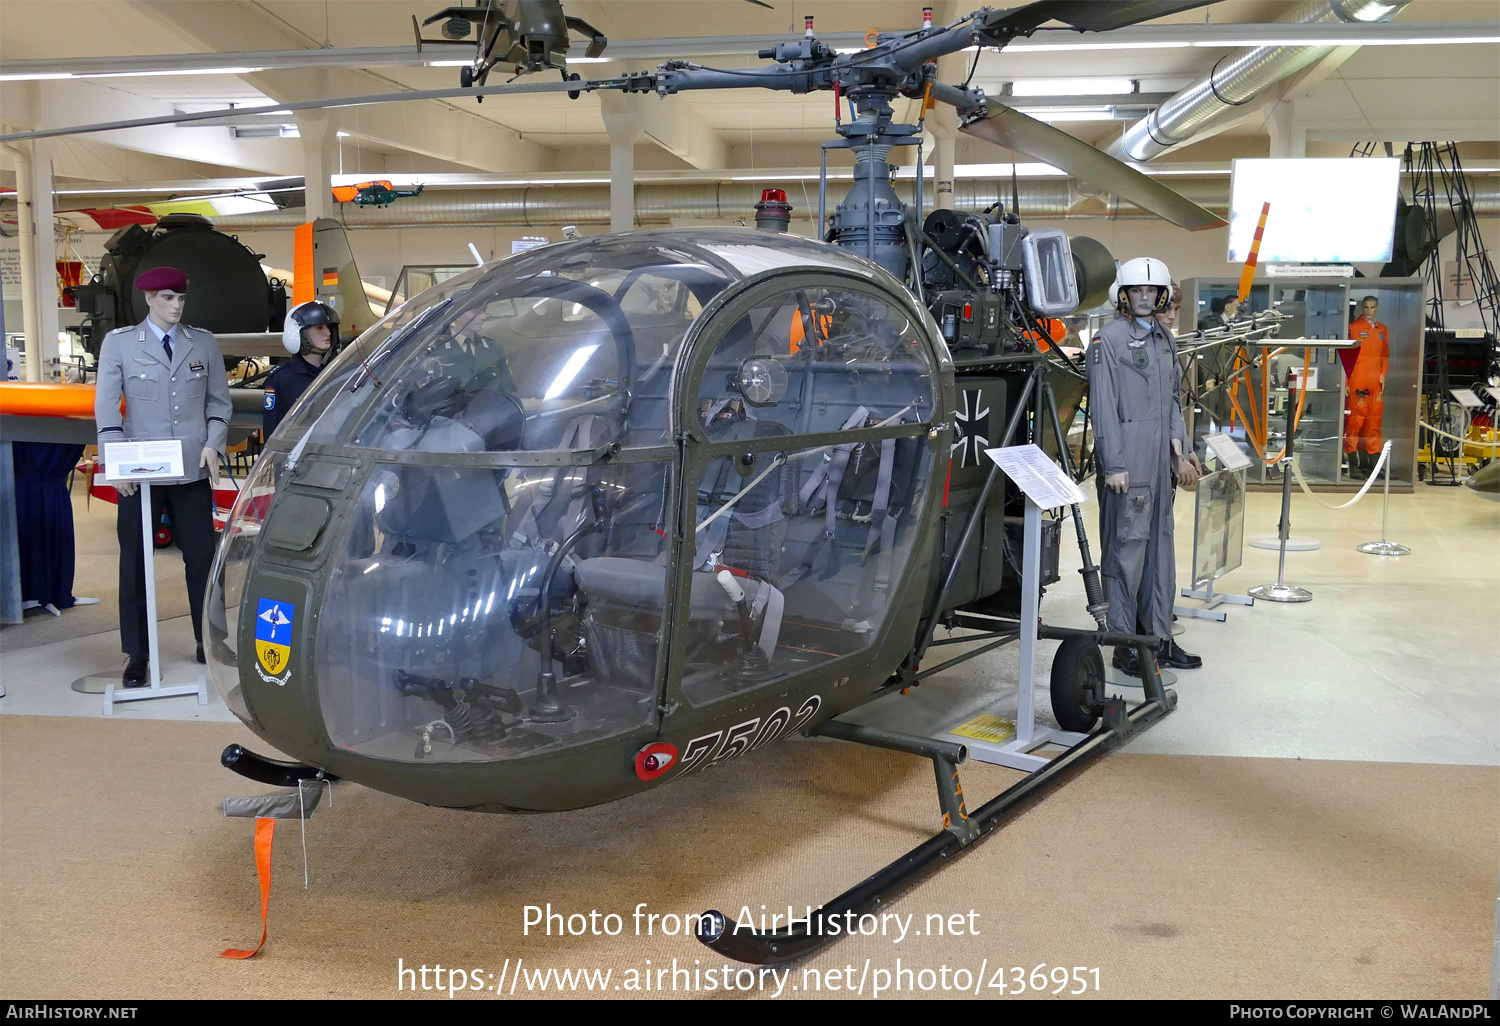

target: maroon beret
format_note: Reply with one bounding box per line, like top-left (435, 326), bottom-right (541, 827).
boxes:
top-left (134, 266), bottom-right (188, 292)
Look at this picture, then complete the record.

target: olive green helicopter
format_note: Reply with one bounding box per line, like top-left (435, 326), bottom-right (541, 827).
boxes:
top-left (213, 1), bottom-right (1227, 965)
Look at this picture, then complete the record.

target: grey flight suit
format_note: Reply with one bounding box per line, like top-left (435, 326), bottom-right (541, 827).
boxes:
top-left (94, 320), bottom-right (232, 657)
top-left (1087, 313), bottom-right (1188, 643)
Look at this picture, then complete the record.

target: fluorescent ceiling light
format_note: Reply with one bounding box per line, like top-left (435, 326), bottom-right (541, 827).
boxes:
top-left (1014, 106), bottom-right (1117, 123)
top-left (425, 60), bottom-right (470, 68)
top-left (566, 57), bottom-right (611, 63)
top-left (1006, 34), bottom-right (1497, 51)
top-left (211, 194), bottom-right (278, 215)
top-left (730, 163), bottom-right (1068, 182)
top-left (336, 131), bottom-right (351, 137)
top-left (956, 162), bottom-right (1066, 177)
top-left (78, 66), bottom-right (261, 78)
top-left (1190, 36), bottom-right (1500, 46)
top-left (2, 66), bottom-right (262, 81)
top-left (730, 174), bottom-right (826, 181)
top-left (329, 173), bottom-right (610, 187)
top-left (1010, 77), bottom-right (1133, 97)
top-left (1004, 41), bottom-right (1190, 52)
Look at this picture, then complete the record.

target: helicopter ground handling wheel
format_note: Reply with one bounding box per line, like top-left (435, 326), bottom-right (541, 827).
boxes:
top-left (1050, 635), bottom-right (1105, 732)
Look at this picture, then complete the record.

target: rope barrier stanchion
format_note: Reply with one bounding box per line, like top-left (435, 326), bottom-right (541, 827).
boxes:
top-left (1248, 454), bottom-right (1312, 604)
top-left (1248, 362), bottom-right (1317, 604)
top-left (1357, 441), bottom-right (1410, 557)
top-left (1290, 441), bottom-right (1391, 511)
top-left (1418, 420), bottom-right (1500, 451)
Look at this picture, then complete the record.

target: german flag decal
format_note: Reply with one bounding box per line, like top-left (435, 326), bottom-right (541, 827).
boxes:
top-left (255, 598), bottom-right (294, 684)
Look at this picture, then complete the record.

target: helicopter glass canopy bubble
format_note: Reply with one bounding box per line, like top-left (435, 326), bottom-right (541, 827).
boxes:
top-left (210, 229), bottom-right (946, 788)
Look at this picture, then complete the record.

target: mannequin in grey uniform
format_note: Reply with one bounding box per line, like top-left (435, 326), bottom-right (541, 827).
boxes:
top-left (94, 265), bottom-right (231, 684)
top-left (1088, 257), bottom-right (1203, 674)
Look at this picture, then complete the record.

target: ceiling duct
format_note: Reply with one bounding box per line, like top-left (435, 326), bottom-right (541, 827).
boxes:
top-left (1105, 0), bottom-right (1413, 163)
top-left (192, 175), bottom-right (1500, 231)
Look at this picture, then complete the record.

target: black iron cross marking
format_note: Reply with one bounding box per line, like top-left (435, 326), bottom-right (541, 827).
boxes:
top-left (951, 388), bottom-right (990, 468)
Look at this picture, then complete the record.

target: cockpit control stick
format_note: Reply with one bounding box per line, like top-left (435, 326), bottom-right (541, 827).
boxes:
top-left (716, 569), bottom-right (775, 687)
top-left (530, 485), bottom-right (612, 722)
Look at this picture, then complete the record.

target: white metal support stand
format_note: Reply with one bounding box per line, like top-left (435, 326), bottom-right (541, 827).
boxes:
top-left (102, 479), bottom-right (209, 715)
top-left (958, 495), bottom-right (1087, 772)
top-left (1357, 448), bottom-right (1410, 556)
top-left (1176, 576), bottom-right (1254, 622)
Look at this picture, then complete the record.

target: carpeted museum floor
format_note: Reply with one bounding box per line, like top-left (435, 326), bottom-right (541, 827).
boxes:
top-left (1, 715), bottom-right (1494, 999)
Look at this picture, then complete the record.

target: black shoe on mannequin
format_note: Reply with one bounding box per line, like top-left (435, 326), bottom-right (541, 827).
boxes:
top-left (122, 655), bottom-right (150, 688)
top-left (1161, 639), bottom-right (1203, 669)
top-left (1111, 646), bottom-right (1142, 677)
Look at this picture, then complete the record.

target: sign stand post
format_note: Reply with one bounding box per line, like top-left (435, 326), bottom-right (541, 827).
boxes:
top-left (947, 446), bottom-right (1089, 772)
top-left (100, 441), bottom-right (209, 716)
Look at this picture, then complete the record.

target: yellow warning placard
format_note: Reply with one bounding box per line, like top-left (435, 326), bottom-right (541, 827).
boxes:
top-left (949, 714), bottom-right (1016, 744)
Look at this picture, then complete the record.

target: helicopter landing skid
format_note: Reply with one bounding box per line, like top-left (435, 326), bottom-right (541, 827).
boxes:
top-left (221, 743), bottom-right (340, 789)
top-left (694, 692), bottom-right (1174, 966)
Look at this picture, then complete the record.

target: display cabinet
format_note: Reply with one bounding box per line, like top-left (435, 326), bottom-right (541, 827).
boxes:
top-left (1180, 277), bottom-right (1424, 489)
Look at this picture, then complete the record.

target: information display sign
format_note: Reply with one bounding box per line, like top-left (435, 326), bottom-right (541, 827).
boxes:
top-left (1190, 468), bottom-right (1247, 588)
top-left (983, 444), bottom-right (1087, 509)
top-left (102, 439), bottom-right (186, 483)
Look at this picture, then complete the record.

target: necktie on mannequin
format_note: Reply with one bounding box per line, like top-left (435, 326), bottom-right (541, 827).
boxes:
top-left (162, 333), bottom-right (173, 361)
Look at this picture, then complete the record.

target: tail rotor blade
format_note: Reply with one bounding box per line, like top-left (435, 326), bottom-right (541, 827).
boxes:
top-left (1238, 201), bottom-right (1271, 303)
top-left (959, 104), bottom-right (1226, 231)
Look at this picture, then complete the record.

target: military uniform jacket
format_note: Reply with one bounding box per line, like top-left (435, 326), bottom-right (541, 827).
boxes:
top-left (1088, 314), bottom-right (1188, 481)
top-left (261, 353), bottom-right (322, 438)
top-left (94, 319), bottom-right (232, 484)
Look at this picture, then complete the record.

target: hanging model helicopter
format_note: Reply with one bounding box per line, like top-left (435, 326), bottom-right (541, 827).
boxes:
top-left (414, 1), bottom-right (606, 93)
top-left (0, 1), bottom-right (1237, 966)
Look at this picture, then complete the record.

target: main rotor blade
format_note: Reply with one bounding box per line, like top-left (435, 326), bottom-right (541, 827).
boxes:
top-left (0, 77), bottom-right (587, 143)
top-left (988, 0), bottom-right (1214, 35)
top-left (960, 104), bottom-right (1226, 231)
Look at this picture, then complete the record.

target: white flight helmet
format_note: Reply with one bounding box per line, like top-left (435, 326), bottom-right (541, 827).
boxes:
top-left (282, 300), bottom-right (339, 355)
top-left (1114, 256), bottom-right (1173, 313)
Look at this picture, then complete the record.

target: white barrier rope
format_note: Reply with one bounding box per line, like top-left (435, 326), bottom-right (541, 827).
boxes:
top-left (1289, 440), bottom-right (1391, 510)
top-left (1418, 420), bottom-right (1500, 450)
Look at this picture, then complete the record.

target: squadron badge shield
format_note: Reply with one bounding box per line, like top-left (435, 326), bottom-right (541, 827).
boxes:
top-left (254, 599), bottom-right (294, 685)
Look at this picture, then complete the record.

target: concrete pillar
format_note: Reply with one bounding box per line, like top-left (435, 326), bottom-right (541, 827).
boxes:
top-left (930, 47), bottom-right (966, 217)
top-left (295, 110), bottom-right (339, 221)
top-left (934, 130), bottom-right (956, 214)
top-left (9, 140), bottom-right (57, 382)
top-left (600, 93), bottom-right (643, 234)
top-left (1267, 101), bottom-right (1305, 158)
top-left (30, 140), bottom-right (58, 382)
top-left (7, 144), bottom-right (40, 382)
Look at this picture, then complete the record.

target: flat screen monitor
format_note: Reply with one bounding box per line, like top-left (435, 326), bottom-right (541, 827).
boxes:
top-left (1227, 157), bottom-right (1401, 264)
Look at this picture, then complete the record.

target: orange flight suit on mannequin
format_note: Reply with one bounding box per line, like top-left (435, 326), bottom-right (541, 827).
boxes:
top-left (1343, 314), bottom-right (1388, 459)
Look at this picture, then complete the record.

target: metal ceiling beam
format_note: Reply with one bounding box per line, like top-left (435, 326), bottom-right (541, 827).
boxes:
top-left (2, 22), bottom-right (1494, 80)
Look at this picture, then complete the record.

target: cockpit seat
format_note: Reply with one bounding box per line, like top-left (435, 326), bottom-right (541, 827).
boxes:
top-left (575, 556), bottom-right (768, 618)
top-left (573, 555), bottom-right (785, 690)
